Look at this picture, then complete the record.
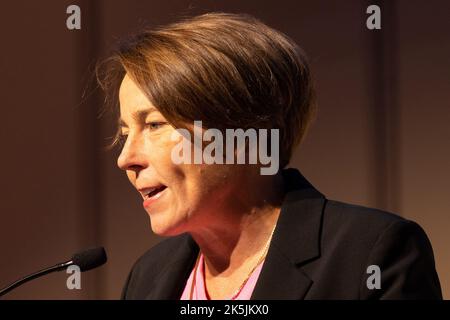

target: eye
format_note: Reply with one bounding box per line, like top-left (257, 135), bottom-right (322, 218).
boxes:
top-left (145, 121), bottom-right (166, 130)
top-left (116, 134), bottom-right (128, 148)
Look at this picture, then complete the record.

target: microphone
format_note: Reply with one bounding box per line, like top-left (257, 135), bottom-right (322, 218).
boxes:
top-left (0, 247), bottom-right (107, 297)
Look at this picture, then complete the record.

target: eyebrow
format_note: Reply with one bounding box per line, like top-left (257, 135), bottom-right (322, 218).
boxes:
top-left (118, 107), bottom-right (158, 127)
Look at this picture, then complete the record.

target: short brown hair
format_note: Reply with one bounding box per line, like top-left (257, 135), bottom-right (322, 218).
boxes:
top-left (98, 12), bottom-right (316, 168)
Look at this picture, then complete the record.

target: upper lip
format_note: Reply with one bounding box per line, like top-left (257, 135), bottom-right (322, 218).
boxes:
top-left (137, 185), bottom-right (166, 199)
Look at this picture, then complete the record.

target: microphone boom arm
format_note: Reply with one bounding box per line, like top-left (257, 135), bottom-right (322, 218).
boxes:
top-left (0, 260), bottom-right (73, 297)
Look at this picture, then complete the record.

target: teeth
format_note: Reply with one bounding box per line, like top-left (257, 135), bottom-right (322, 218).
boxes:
top-left (140, 185), bottom-right (166, 199)
top-left (145, 188), bottom-right (156, 197)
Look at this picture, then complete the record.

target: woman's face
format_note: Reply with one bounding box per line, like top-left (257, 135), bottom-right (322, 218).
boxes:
top-left (117, 74), bottom-right (247, 236)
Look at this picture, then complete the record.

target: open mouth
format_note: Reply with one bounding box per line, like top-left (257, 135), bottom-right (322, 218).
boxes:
top-left (144, 185), bottom-right (167, 199)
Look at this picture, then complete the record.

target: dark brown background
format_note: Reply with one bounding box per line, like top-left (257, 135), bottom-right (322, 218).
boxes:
top-left (0, 0), bottom-right (448, 299)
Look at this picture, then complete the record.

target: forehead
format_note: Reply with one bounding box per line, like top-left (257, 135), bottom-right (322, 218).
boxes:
top-left (118, 74), bottom-right (159, 127)
top-left (119, 74), bottom-right (150, 110)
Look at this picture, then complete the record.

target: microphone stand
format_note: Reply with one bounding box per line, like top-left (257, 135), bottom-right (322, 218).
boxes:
top-left (0, 260), bottom-right (73, 297)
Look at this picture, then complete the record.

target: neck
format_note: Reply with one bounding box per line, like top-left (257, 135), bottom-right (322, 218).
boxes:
top-left (189, 171), bottom-right (284, 279)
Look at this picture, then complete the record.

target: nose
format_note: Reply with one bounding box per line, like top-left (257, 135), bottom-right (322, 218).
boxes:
top-left (117, 132), bottom-right (148, 172)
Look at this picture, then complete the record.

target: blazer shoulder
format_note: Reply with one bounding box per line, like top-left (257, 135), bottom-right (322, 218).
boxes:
top-left (320, 199), bottom-right (433, 251)
top-left (312, 199), bottom-right (442, 299)
top-left (324, 199), bottom-right (406, 229)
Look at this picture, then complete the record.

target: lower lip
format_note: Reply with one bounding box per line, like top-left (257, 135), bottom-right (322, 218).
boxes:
top-left (143, 187), bottom-right (167, 208)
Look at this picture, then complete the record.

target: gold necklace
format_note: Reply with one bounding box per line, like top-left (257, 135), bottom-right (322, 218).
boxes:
top-left (189, 223), bottom-right (277, 300)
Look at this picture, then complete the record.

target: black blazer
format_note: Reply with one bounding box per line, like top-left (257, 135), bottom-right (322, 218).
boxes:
top-left (121, 168), bottom-right (442, 299)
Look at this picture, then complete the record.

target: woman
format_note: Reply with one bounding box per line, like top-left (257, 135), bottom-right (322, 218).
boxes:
top-left (99, 12), bottom-right (441, 299)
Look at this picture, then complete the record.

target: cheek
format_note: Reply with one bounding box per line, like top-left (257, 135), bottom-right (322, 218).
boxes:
top-left (149, 133), bottom-right (181, 172)
top-left (180, 164), bottom-right (234, 205)
top-left (147, 131), bottom-right (189, 193)
top-left (147, 130), bottom-right (236, 211)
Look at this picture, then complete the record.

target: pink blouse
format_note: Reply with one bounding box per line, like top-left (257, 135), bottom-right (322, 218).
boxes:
top-left (180, 252), bottom-right (264, 300)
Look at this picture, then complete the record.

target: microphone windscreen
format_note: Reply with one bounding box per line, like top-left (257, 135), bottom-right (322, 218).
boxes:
top-left (71, 247), bottom-right (107, 272)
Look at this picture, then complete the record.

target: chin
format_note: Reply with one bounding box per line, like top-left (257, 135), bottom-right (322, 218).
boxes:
top-left (148, 216), bottom-right (188, 237)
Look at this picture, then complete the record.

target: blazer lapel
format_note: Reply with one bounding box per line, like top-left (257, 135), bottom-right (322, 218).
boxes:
top-left (145, 234), bottom-right (199, 299)
top-left (251, 169), bottom-right (326, 299)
